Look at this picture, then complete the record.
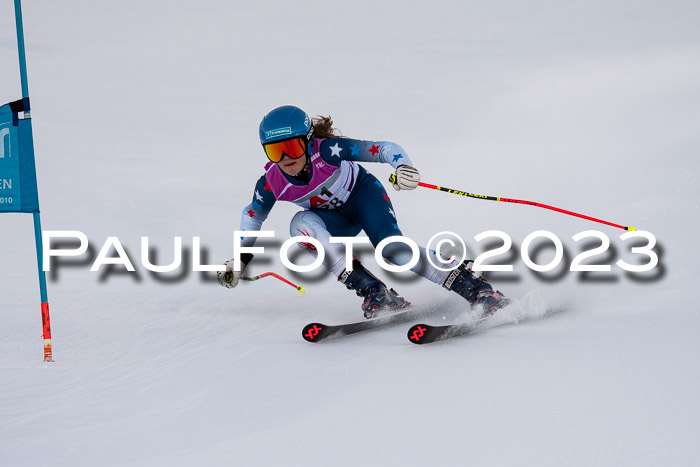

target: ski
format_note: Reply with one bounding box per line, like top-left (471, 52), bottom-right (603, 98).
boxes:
top-left (407, 303), bottom-right (568, 344)
top-left (407, 317), bottom-right (489, 344)
top-left (302, 307), bottom-right (421, 343)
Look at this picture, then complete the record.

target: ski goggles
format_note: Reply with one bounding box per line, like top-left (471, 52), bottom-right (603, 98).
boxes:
top-left (263, 136), bottom-right (309, 163)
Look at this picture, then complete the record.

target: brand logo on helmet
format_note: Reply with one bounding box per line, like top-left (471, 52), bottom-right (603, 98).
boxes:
top-left (265, 127), bottom-right (292, 139)
top-left (304, 115), bottom-right (309, 128)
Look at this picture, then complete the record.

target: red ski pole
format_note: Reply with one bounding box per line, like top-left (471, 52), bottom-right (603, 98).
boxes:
top-left (241, 272), bottom-right (306, 293)
top-left (390, 175), bottom-right (636, 231)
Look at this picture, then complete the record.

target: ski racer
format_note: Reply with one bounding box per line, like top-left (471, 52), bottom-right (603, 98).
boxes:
top-left (218, 105), bottom-right (510, 318)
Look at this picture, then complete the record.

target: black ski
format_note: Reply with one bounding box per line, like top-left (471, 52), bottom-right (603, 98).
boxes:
top-left (407, 304), bottom-right (568, 344)
top-left (407, 318), bottom-right (489, 344)
top-left (302, 308), bottom-right (419, 343)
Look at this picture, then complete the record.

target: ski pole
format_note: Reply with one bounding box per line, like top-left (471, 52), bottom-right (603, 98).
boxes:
top-left (241, 272), bottom-right (306, 293)
top-left (389, 175), bottom-right (635, 231)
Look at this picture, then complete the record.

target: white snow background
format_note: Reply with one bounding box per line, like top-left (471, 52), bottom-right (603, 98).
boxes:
top-left (1, 1), bottom-right (699, 465)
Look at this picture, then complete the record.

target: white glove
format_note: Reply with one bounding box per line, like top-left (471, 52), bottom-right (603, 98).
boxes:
top-left (392, 165), bottom-right (420, 191)
top-left (217, 254), bottom-right (253, 289)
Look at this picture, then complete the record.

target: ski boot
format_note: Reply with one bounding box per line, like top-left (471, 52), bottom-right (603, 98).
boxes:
top-left (443, 260), bottom-right (511, 315)
top-left (339, 259), bottom-right (409, 319)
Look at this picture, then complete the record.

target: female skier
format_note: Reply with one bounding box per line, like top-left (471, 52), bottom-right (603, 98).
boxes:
top-left (218, 105), bottom-right (510, 318)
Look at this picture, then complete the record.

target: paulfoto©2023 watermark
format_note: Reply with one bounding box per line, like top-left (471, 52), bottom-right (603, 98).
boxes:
top-left (42, 229), bottom-right (659, 274)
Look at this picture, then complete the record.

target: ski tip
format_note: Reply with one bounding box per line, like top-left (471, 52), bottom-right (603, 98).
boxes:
top-left (407, 324), bottom-right (431, 345)
top-left (302, 323), bottom-right (325, 343)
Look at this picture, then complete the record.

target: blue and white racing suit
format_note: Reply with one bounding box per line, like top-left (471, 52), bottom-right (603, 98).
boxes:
top-left (240, 136), bottom-right (454, 283)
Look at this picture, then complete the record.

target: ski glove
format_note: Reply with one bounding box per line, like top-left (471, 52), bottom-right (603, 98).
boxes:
top-left (392, 165), bottom-right (421, 191)
top-left (217, 253), bottom-right (254, 289)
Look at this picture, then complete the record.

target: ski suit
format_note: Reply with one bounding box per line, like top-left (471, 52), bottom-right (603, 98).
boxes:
top-left (239, 137), bottom-right (453, 283)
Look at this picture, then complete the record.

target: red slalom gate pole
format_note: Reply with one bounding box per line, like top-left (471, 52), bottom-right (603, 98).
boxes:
top-left (241, 272), bottom-right (306, 293)
top-left (390, 175), bottom-right (636, 231)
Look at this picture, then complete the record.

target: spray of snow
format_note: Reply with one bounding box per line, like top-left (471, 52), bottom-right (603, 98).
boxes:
top-left (449, 288), bottom-right (563, 331)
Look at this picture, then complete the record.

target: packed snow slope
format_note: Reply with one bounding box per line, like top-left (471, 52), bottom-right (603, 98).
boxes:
top-left (1, 1), bottom-right (699, 465)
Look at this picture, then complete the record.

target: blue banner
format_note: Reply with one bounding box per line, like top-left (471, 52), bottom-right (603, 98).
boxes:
top-left (0, 99), bottom-right (39, 213)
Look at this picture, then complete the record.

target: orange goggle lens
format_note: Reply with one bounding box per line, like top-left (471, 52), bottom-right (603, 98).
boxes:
top-left (263, 137), bottom-right (308, 163)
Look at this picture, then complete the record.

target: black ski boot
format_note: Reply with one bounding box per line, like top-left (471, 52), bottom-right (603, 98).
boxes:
top-left (339, 259), bottom-right (409, 319)
top-left (443, 260), bottom-right (511, 315)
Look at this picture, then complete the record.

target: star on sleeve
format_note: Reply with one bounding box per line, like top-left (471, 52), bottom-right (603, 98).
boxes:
top-left (241, 174), bottom-right (276, 235)
top-left (335, 138), bottom-right (413, 169)
top-left (329, 142), bottom-right (343, 157)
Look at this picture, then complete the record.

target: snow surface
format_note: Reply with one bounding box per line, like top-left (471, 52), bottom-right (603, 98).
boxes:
top-left (1, 1), bottom-right (700, 465)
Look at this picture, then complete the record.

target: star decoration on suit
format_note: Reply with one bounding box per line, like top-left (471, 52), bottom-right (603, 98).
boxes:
top-left (247, 209), bottom-right (256, 218)
top-left (374, 179), bottom-right (384, 188)
top-left (369, 144), bottom-right (380, 156)
top-left (392, 154), bottom-right (403, 163)
top-left (350, 144), bottom-right (360, 156)
top-left (382, 193), bottom-right (391, 203)
top-left (252, 201), bottom-right (262, 209)
top-left (388, 207), bottom-right (396, 218)
top-left (329, 142), bottom-right (343, 157)
top-left (392, 224), bottom-right (400, 231)
top-left (255, 190), bottom-right (263, 203)
top-left (263, 180), bottom-right (272, 192)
